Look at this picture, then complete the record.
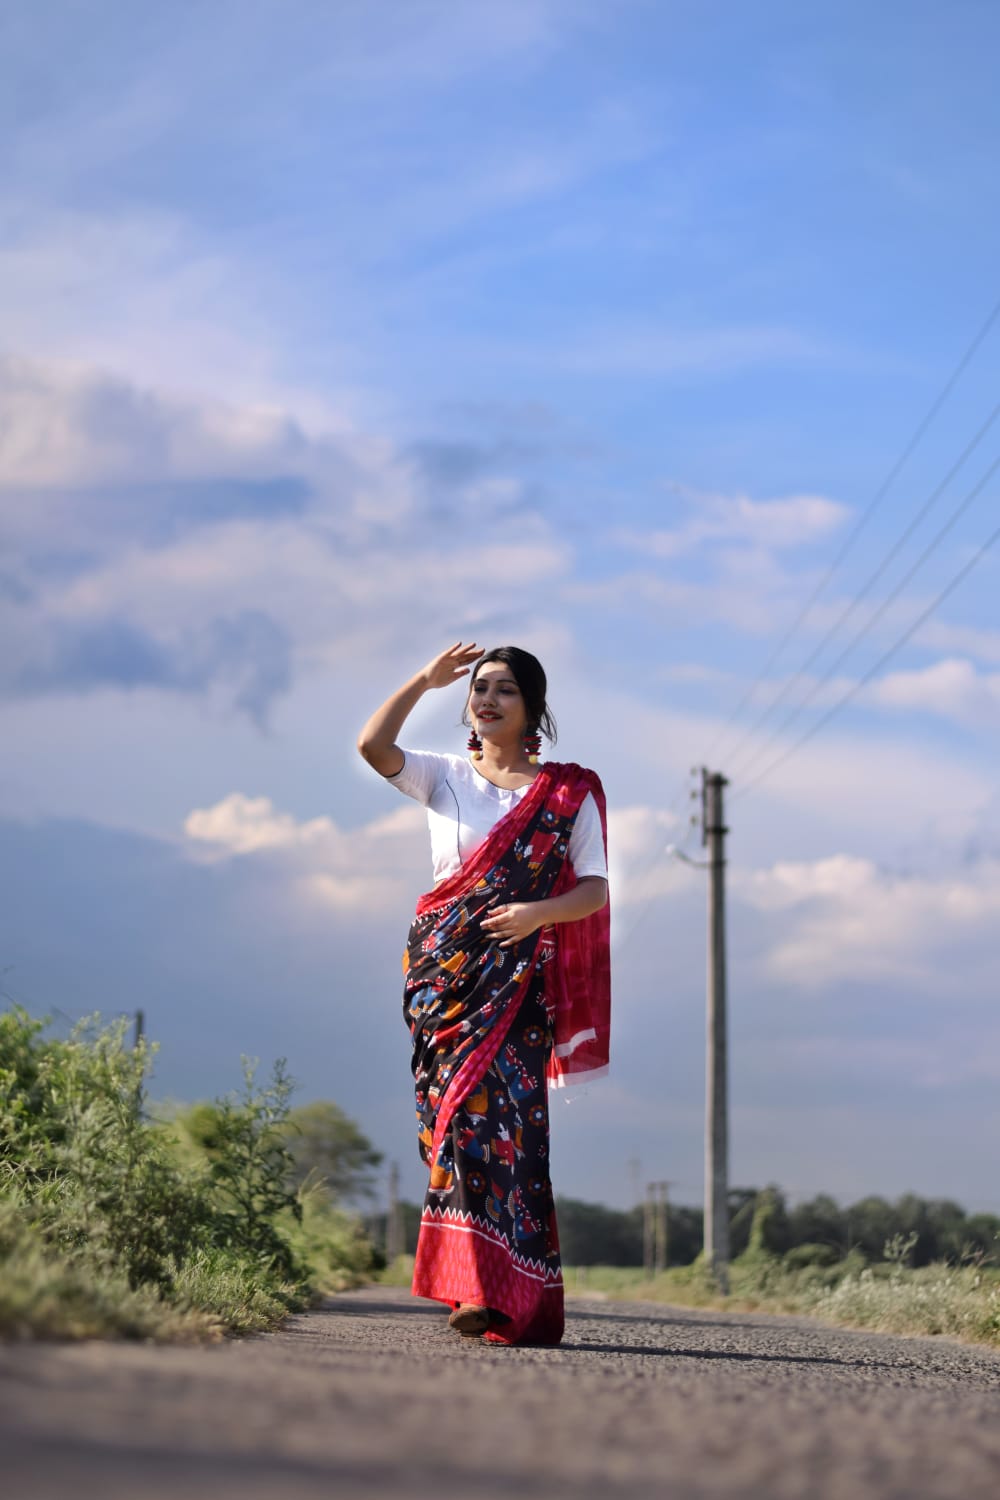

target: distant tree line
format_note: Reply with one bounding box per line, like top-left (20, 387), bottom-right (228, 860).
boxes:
top-left (374, 1186), bottom-right (1000, 1269)
top-left (725, 1188), bottom-right (1000, 1269)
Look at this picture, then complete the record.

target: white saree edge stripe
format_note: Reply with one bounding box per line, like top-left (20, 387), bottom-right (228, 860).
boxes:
top-left (550, 1063), bottom-right (609, 1090)
top-left (553, 1027), bottom-right (598, 1058)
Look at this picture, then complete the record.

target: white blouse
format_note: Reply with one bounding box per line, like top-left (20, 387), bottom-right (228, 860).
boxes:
top-left (388, 750), bottom-right (607, 885)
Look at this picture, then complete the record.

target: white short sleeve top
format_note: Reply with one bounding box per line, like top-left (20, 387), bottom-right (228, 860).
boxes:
top-left (388, 751), bottom-right (607, 886)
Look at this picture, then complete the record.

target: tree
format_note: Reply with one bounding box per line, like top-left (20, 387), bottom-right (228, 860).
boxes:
top-left (556, 1197), bottom-right (642, 1265)
top-left (727, 1186), bottom-right (761, 1257)
top-left (741, 1186), bottom-right (792, 1260)
top-left (282, 1101), bottom-right (383, 1204)
top-left (844, 1196), bottom-right (895, 1260)
top-left (789, 1194), bottom-right (848, 1257)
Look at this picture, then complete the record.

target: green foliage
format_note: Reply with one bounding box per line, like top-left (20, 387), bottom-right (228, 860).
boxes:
top-left (788, 1193), bottom-right (847, 1258)
top-left (553, 1197), bottom-right (704, 1268)
top-left (726, 1188), bottom-right (758, 1258)
top-left (0, 1006), bottom-right (375, 1341)
top-left (282, 1100), bottom-right (384, 1203)
top-left (550, 1184), bottom-right (1000, 1275)
top-left (184, 1057), bottom-right (303, 1278)
top-left (783, 1242), bottom-right (840, 1270)
top-left (556, 1197), bottom-right (644, 1266)
top-left (883, 1230), bottom-right (920, 1268)
top-left (283, 1184), bottom-right (377, 1292)
top-left (170, 1246), bottom-right (301, 1334)
top-left (0, 1191), bottom-right (209, 1341)
top-left (741, 1185), bottom-right (792, 1263)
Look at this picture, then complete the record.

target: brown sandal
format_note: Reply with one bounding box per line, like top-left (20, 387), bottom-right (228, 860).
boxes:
top-left (448, 1303), bottom-right (490, 1336)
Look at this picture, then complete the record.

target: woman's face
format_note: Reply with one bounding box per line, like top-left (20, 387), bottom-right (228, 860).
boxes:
top-left (469, 660), bottom-right (528, 744)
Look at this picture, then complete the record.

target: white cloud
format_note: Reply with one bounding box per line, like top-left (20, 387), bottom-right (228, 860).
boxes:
top-left (606, 804), bottom-right (691, 907)
top-left (183, 791), bottom-right (428, 914)
top-left (45, 514), bottom-right (570, 653)
top-left (867, 657), bottom-right (1000, 727)
top-left (737, 852), bottom-right (1000, 986)
top-left (617, 487), bottom-right (849, 559)
top-left (0, 354), bottom-right (367, 494)
top-left (918, 618), bottom-right (1000, 667)
top-left (564, 550), bottom-right (848, 637)
top-left (0, 203), bottom-right (290, 404)
top-left (183, 793), bottom-right (340, 856)
top-left (182, 790), bottom-right (699, 933)
top-left (0, 357), bottom-right (573, 718)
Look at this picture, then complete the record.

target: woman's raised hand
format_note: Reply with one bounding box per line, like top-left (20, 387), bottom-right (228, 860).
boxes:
top-left (358, 641), bottom-right (481, 773)
top-left (421, 642), bottom-right (482, 690)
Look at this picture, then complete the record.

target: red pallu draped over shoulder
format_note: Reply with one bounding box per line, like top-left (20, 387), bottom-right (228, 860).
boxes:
top-left (414, 760), bottom-right (611, 1093)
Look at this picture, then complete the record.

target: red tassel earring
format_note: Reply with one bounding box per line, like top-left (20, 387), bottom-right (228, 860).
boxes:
top-left (524, 729), bottom-right (542, 765)
top-left (467, 729), bottom-right (483, 761)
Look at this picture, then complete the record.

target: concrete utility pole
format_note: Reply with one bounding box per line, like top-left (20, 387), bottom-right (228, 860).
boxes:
top-left (643, 1184), bottom-right (655, 1276)
top-left (131, 1009), bottom-right (146, 1118)
top-left (652, 1181), bottom-right (670, 1274)
top-left (702, 770), bottom-right (730, 1292)
top-left (386, 1161), bottom-right (403, 1265)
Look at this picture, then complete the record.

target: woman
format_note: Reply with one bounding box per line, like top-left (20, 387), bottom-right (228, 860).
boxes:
top-left (357, 642), bottom-right (610, 1345)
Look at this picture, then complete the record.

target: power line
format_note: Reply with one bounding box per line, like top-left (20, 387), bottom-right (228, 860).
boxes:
top-left (709, 294), bottom-right (1000, 763)
top-left (724, 400), bottom-right (1000, 775)
top-left (733, 495), bottom-right (1000, 799)
top-left (733, 448), bottom-right (1000, 784)
top-left (612, 770), bottom-right (704, 953)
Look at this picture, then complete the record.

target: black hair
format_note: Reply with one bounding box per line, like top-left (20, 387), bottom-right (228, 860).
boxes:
top-left (462, 645), bottom-right (558, 744)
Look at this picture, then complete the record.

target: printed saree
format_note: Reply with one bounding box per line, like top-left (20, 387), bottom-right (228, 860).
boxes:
top-left (402, 761), bottom-right (610, 1345)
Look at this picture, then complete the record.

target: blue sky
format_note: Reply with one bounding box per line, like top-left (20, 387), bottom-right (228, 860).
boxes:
top-left (3, 0), bottom-right (1000, 1214)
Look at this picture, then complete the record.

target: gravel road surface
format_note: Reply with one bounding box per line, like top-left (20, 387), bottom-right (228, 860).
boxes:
top-left (4, 1285), bottom-right (1000, 1500)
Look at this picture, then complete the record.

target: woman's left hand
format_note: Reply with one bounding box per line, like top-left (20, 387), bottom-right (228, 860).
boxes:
top-left (481, 901), bottom-right (545, 949)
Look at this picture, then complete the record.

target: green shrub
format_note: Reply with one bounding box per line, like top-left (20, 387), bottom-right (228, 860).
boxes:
top-left (0, 1006), bottom-right (375, 1341)
top-left (180, 1057), bottom-right (304, 1280)
top-left (784, 1242), bottom-right (840, 1270)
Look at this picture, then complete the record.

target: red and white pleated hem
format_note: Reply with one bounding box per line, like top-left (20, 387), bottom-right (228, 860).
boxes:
top-left (412, 1204), bottom-right (564, 1346)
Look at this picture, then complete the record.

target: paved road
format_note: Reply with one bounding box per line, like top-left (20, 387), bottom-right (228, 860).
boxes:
top-left (4, 1286), bottom-right (1000, 1500)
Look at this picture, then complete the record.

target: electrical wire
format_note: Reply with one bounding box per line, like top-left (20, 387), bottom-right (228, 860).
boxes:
top-left (629, 300), bottom-right (1000, 941)
top-left (733, 493), bottom-right (1000, 799)
top-left (732, 447), bottom-right (1000, 783)
top-left (708, 294), bottom-right (1000, 764)
top-left (724, 399), bottom-right (1000, 775)
top-left (611, 770), bottom-right (705, 953)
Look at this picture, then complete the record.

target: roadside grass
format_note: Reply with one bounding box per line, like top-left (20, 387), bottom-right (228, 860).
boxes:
top-left (375, 1254), bottom-right (416, 1287)
top-left (563, 1257), bottom-right (1000, 1348)
top-left (0, 1007), bottom-right (374, 1342)
top-left (371, 1223), bottom-right (1000, 1349)
top-left (342, 1245), bottom-right (1000, 1350)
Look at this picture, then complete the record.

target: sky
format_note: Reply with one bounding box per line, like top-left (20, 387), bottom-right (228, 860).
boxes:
top-left (3, 0), bottom-right (1000, 1216)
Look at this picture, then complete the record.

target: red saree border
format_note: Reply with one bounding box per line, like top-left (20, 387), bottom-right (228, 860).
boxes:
top-left (413, 1205), bottom-right (564, 1346)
